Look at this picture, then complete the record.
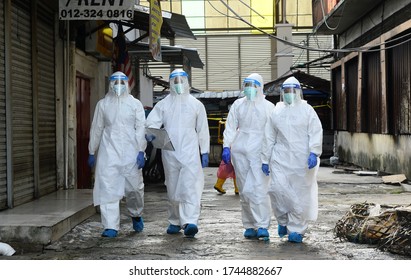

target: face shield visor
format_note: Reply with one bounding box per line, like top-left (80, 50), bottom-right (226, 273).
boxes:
top-left (281, 85), bottom-right (302, 105)
top-left (169, 71), bottom-right (189, 95)
top-left (109, 72), bottom-right (129, 96)
top-left (242, 78), bottom-right (261, 101)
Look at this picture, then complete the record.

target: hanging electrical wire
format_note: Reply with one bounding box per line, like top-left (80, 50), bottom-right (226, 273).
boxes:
top-left (217, 0), bottom-right (411, 54)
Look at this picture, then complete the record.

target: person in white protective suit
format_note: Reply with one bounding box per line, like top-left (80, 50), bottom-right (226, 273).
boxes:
top-left (261, 76), bottom-right (323, 243)
top-left (145, 69), bottom-right (210, 238)
top-left (222, 73), bottom-right (274, 239)
top-left (88, 71), bottom-right (147, 238)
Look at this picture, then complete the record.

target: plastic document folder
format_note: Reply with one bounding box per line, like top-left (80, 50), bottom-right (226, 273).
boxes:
top-left (146, 128), bottom-right (175, 151)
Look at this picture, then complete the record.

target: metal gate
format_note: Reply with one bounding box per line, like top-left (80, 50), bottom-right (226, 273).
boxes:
top-left (0, 0), bottom-right (57, 208)
top-left (37, 1), bottom-right (57, 196)
top-left (0, 0), bottom-right (6, 209)
top-left (11, 0), bottom-right (34, 206)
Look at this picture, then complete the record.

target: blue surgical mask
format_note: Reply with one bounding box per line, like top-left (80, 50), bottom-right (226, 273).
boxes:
top-left (114, 84), bottom-right (127, 96)
top-left (244, 87), bottom-right (257, 101)
top-left (174, 84), bottom-right (184, 94)
top-left (283, 93), bottom-right (295, 104)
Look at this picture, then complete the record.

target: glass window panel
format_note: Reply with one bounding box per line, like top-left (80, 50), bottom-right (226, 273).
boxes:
top-left (187, 16), bottom-right (205, 30)
top-left (182, 0), bottom-right (204, 17)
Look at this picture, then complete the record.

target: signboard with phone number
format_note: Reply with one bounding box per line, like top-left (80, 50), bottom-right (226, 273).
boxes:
top-left (59, 0), bottom-right (134, 20)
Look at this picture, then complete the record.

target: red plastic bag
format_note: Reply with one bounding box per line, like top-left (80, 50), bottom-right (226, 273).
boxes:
top-left (217, 161), bottom-right (235, 179)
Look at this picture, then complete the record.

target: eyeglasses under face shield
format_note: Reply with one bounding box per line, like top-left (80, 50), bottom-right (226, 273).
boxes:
top-left (282, 87), bottom-right (299, 94)
top-left (242, 78), bottom-right (261, 101)
top-left (242, 78), bottom-right (261, 89)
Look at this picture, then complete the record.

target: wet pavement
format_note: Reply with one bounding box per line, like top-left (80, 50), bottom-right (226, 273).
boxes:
top-left (2, 165), bottom-right (411, 261)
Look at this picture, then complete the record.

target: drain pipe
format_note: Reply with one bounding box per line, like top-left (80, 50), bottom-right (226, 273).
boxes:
top-left (0, 242), bottom-right (15, 256)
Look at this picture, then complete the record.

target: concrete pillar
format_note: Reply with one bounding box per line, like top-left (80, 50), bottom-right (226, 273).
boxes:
top-left (275, 23), bottom-right (294, 78)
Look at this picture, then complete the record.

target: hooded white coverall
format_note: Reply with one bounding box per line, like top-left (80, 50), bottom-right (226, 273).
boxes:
top-left (89, 84), bottom-right (146, 231)
top-left (145, 70), bottom-right (210, 228)
top-left (223, 73), bottom-right (274, 230)
top-left (262, 98), bottom-right (323, 235)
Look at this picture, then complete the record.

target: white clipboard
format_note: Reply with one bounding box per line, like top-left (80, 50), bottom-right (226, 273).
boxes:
top-left (146, 128), bottom-right (175, 151)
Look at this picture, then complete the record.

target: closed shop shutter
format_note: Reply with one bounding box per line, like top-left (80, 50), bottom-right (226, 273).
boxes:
top-left (240, 35), bottom-right (272, 86)
top-left (206, 36), bottom-right (239, 91)
top-left (0, 0), bottom-right (6, 209)
top-left (11, 0), bottom-right (34, 206)
top-left (37, 2), bottom-right (56, 196)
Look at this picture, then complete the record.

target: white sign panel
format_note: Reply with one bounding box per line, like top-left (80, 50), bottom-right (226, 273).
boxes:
top-left (59, 0), bottom-right (134, 20)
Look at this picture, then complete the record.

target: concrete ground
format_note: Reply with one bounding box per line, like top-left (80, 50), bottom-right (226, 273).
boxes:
top-left (1, 165), bottom-right (411, 260)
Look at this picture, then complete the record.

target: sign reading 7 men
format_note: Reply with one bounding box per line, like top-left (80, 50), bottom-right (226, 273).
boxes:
top-left (59, 0), bottom-right (134, 20)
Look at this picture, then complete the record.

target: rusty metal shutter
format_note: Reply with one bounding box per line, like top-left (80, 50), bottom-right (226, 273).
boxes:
top-left (11, 0), bottom-right (34, 206)
top-left (387, 32), bottom-right (411, 135)
top-left (345, 57), bottom-right (358, 132)
top-left (332, 66), bottom-right (344, 130)
top-left (0, 0), bottom-right (6, 209)
top-left (37, 1), bottom-right (56, 196)
top-left (363, 49), bottom-right (381, 133)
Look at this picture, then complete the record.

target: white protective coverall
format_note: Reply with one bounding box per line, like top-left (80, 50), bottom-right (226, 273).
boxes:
top-left (261, 76), bottom-right (323, 235)
top-left (223, 73), bottom-right (274, 230)
top-left (89, 72), bottom-right (146, 231)
top-left (145, 69), bottom-right (210, 228)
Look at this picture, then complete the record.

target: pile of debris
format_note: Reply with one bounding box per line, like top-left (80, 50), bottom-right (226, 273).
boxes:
top-left (334, 202), bottom-right (411, 256)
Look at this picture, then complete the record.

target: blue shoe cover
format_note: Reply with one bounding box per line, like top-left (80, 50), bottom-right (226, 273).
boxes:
top-left (256, 228), bottom-right (269, 238)
top-left (184, 224), bottom-right (198, 237)
top-left (278, 225), bottom-right (287, 237)
top-left (288, 232), bottom-right (303, 243)
top-left (167, 224), bottom-right (181, 234)
top-left (132, 217), bottom-right (144, 232)
top-left (244, 228), bottom-right (257, 239)
top-left (101, 229), bottom-right (118, 238)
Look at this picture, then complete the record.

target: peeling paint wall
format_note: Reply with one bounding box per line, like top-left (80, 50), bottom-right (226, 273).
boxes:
top-left (336, 131), bottom-right (411, 178)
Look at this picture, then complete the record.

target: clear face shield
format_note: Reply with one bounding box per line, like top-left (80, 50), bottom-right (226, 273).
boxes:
top-left (109, 72), bottom-right (129, 97)
top-left (281, 86), bottom-right (302, 105)
top-left (169, 71), bottom-right (189, 95)
top-left (242, 78), bottom-right (261, 101)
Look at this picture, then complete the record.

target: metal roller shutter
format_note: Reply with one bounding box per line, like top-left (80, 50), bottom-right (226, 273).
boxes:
top-left (11, 0), bottom-right (34, 206)
top-left (0, 0), bottom-right (7, 209)
top-left (37, 2), bottom-right (56, 196)
top-left (206, 36), bottom-right (239, 91)
top-left (240, 35), bottom-right (272, 85)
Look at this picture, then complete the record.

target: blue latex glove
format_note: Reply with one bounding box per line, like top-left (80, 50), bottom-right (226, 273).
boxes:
top-left (88, 154), bottom-right (95, 168)
top-left (308, 152), bottom-right (318, 169)
top-left (201, 153), bottom-right (209, 168)
top-left (145, 134), bottom-right (156, 142)
top-left (222, 147), bottom-right (231, 164)
top-left (262, 163), bottom-right (270, 176)
top-left (137, 151), bottom-right (145, 169)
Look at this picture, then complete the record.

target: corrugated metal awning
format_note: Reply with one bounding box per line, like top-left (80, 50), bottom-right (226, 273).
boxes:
top-left (264, 70), bottom-right (331, 96)
top-left (192, 90), bottom-right (242, 99)
top-left (128, 43), bottom-right (204, 69)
